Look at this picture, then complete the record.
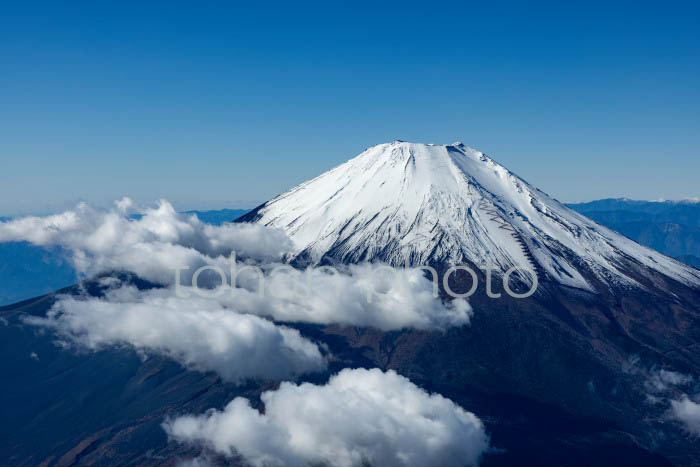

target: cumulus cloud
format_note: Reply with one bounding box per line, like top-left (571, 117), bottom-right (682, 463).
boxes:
top-left (0, 198), bottom-right (292, 285)
top-left (23, 267), bottom-right (468, 380)
top-left (24, 284), bottom-right (326, 382)
top-left (0, 199), bottom-right (471, 330)
top-left (670, 395), bottom-right (700, 436)
top-left (9, 196), bottom-right (473, 388)
top-left (205, 263), bottom-right (471, 331)
top-left (21, 260), bottom-right (468, 382)
top-left (164, 368), bottom-right (489, 467)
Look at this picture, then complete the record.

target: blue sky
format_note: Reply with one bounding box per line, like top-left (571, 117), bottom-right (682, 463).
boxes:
top-left (1, 1), bottom-right (698, 215)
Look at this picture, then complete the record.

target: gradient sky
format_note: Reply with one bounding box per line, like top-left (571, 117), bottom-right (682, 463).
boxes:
top-left (1, 1), bottom-right (698, 215)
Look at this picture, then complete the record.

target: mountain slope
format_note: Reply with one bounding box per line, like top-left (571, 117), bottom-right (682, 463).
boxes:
top-left (240, 141), bottom-right (700, 292)
top-left (237, 143), bottom-right (700, 464)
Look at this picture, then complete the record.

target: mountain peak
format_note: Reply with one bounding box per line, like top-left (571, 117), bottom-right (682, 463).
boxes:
top-left (357, 141), bottom-right (495, 181)
top-left (241, 142), bottom-right (700, 293)
top-left (376, 140), bottom-right (473, 154)
top-left (377, 140), bottom-right (474, 152)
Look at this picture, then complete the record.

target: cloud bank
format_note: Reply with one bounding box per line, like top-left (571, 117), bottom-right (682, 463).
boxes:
top-left (25, 283), bottom-right (326, 382)
top-left (7, 196), bottom-right (473, 387)
top-left (205, 264), bottom-right (471, 331)
top-left (0, 198), bottom-right (292, 285)
top-left (1, 199), bottom-right (471, 331)
top-left (24, 269), bottom-right (468, 383)
top-left (164, 368), bottom-right (489, 467)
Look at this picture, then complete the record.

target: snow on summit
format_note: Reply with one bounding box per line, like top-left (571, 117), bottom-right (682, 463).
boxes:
top-left (243, 141), bottom-right (700, 292)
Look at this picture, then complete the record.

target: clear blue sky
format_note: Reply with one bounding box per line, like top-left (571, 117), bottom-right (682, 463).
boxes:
top-left (1, 1), bottom-right (698, 215)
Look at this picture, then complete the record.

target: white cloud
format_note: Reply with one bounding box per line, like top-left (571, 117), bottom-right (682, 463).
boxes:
top-left (209, 263), bottom-right (471, 331)
top-left (164, 368), bottom-right (489, 467)
top-left (24, 285), bottom-right (326, 382)
top-left (670, 395), bottom-right (700, 436)
top-left (645, 368), bottom-right (693, 393)
top-left (0, 198), bottom-right (292, 285)
top-left (23, 269), bottom-right (468, 379)
top-left (0, 199), bottom-right (472, 331)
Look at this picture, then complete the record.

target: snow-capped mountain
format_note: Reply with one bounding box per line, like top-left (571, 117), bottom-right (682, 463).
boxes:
top-left (242, 141), bottom-right (700, 292)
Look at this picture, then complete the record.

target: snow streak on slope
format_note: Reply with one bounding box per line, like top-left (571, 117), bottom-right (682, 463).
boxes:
top-left (247, 142), bottom-right (700, 291)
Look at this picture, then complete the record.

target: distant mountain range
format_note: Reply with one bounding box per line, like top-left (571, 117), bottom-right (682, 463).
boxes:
top-left (567, 199), bottom-right (700, 269)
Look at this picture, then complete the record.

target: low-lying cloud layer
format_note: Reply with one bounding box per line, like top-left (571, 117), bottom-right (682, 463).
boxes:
top-left (1, 199), bottom-right (471, 331)
top-left (0, 198), bottom-right (292, 285)
top-left (24, 269), bottom-right (468, 383)
top-left (25, 283), bottom-right (326, 382)
top-left (203, 264), bottom-right (471, 331)
top-left (164, 368), bottom-right (489, 467)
